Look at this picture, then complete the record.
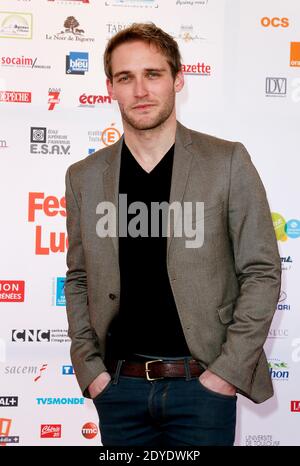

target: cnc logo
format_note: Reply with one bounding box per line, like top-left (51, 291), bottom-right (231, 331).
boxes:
top-left (66, 51), bottom-right (88, 75)
top-left (0, 397), bottom-right (18, 407)
top-left (0, 12), bottom-right (32, 39)
top-left (265, 78), bottom-right (287, 97)
top-left (182, 63), bottom-right (211, 76)
top-left (12, 329), bottom-right (51, 343)
top-left (261, 17), bottom-right (289, 28)
top-left (82, 422), bottom-right (98, 439)
top-left (0, 91), bottom-right (31, 103)
top-left (290, 42), bottom-right (300, 67)
top-left (48, 89), bottom-right (61, 110)
top-left (0, 280), bottom-right (25, 302)
top-left (41, 424), bottom-right (62, 438)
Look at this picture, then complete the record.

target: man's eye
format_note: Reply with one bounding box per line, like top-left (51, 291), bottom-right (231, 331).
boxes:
top-left (148, 72), bottom-right (159, 78)
top-left (119, 76), bottom-right (129, 82)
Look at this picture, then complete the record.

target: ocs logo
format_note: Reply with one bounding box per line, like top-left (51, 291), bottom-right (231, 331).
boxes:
top-left (82, 422), bottom-right (98, 439)
top-left (261, 17), bottom-right (289, 28)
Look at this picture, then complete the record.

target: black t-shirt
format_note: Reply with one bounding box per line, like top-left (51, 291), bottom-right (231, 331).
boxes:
top-left (105, 141), bottom-right (191, 359)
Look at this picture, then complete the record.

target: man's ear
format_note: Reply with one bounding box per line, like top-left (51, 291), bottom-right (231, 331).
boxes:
top-left (106, 78), bottom-right (116, 100)
top-left (174, 70), bottom-right (184, 93)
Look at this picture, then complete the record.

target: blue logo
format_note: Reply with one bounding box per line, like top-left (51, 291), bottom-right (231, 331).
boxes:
top-left (56, 277), bottom-right (66, 306)
top-left (88, 148), bottom-right (95, 155)
top-left (62, 365), bottom-right (74, 375)
top-left (66, 52), bottom-right (89, 75)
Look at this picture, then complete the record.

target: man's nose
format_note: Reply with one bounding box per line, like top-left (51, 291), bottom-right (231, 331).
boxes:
top-left (133, 77), bottom-right (148, 98)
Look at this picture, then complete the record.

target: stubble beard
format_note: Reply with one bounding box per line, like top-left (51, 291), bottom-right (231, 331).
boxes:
top-left (119, 93), bottom-right (175, 131)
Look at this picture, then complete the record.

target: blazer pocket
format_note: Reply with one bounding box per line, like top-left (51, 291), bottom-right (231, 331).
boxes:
top-left (217, 301), bottom-right (234, 325)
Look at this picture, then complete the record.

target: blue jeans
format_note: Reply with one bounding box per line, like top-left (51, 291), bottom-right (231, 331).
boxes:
top-left (93, 359), bottom-right (237, 446)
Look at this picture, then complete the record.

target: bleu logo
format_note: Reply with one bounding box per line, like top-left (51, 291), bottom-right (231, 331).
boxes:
top-left (62, 365), bottom-right (74, 375)
top-left (56, 277), bottom-right (65, 306)
top-left (66, 52), bottom-right (88, 75)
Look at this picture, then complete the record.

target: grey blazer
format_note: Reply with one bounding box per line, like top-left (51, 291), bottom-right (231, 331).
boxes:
top-left (65, 122), bottom-right (281, 403)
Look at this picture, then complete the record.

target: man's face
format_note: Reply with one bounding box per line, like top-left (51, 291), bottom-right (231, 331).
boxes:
top-left (106, 40), bottom-right (184, 131)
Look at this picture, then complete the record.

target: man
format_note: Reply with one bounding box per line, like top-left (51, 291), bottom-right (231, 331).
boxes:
top-left (65, 23), bottom-right (281, 446)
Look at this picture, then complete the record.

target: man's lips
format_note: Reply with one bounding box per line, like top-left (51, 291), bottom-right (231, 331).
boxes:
top-left (132, 104), bottom-right (155, 110)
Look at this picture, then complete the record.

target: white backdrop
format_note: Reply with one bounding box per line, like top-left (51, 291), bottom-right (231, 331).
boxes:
top-left (0, 0), bottom-right (299, 446)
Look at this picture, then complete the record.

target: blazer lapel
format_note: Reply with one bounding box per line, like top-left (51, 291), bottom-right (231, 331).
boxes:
top-left (103, 136), bottom-right (123, 258)
top-left (167, 122), bottom-right (194, 256)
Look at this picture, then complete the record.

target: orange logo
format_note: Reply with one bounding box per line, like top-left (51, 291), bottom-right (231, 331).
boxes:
top-left (261, 17), bottom-right (289, 27)
top-left (101, 124), bottom-right (121, 147)
top-left (0, 418), bottom-right (11, 447)
top-left (290, 42), bottom-right (300, 67)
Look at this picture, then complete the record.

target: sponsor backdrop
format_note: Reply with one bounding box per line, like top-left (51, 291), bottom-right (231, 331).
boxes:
top-left (0, 0), bottom-right (299, 446)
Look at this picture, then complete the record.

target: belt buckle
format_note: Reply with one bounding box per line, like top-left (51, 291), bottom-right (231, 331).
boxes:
top-left (145, 359), bottom-right (164, 381)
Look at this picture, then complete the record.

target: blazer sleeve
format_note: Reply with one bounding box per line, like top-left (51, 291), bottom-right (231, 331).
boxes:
top-left (208, 142), bottom-right (281, 394)
top-left (65, 166), bottom-right (107, 398)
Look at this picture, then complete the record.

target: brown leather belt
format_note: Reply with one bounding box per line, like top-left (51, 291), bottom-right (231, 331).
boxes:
top-left (106, 358), bottom-right (205, 381)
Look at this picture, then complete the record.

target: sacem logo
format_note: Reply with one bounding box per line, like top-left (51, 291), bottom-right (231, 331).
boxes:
top-left (261, 17), bottom-right (289, 28)
top-left (82, 422), bottom-right (98, 439)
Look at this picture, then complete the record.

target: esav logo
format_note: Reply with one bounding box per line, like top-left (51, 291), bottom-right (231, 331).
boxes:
top-left (268, 359), bottom-right (289, 380)
top-left (0, 280), bottom-right (25, 302)
top-left (41, 424), bottom-right (62, 438)
top-left (48, 89), bottom-right (60, 110)
top-left (0, 397), bottom-right (18, 407)
top-left (62, 365), bottom-right (74, 375)
top-left (290, 42), bottom-right (300, 67)
top-left (290, 401), bottom-right (300, 412)
top-left (82, 422), bottom-right (98, 439)
top-left (260, 17), bottom-right (289, 28)
top-left (30, 127), bottom-right (71, 156)
top-left (12, 329), bottom-right (51, 343)
top-left (265, 78), bottom-right (287, 97)
top-left (66, 52), bottom-right (88, 75)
